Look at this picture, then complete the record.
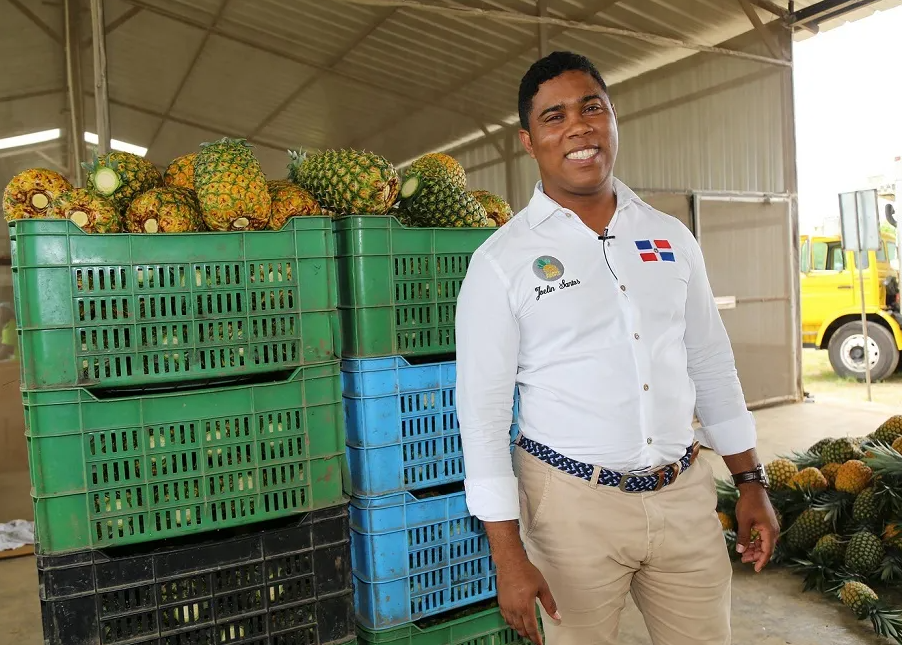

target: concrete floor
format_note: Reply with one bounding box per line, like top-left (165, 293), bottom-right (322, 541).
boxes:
top-left (0, 397), bottom-right (897, 644)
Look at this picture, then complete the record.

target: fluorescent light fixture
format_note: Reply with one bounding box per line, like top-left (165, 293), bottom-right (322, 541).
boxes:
top-left (84, 132), bottom-right (148, 157)
top-left (0, 128), bottom-right (61, 150)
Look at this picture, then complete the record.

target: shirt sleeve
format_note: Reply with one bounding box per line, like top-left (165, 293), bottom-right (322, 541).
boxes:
top-left (455, 249), bottom-right (521, 522)
top-left (682, 230), bottom-right (758, 456)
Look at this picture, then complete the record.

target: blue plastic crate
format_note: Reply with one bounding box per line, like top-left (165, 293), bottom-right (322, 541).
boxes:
top-left (341, 356), bottom-right (518, 498)
top-left (349, 490), bottom-right (496, 631)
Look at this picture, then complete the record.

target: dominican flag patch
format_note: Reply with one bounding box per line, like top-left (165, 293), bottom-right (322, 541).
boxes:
top-left (635, 239), bottom-right (675, 262)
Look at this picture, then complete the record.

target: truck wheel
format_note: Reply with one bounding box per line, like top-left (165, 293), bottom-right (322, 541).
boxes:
top-left (828, 321), bottom-right (900, 382)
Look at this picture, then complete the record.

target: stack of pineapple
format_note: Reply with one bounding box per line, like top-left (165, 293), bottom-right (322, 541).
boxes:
top-left (717, 414), bottom-right (902, 642)
top-left (4, 142), bottom-right (514, 233)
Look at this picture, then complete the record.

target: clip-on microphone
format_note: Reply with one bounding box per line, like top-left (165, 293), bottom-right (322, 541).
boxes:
top-left (599, 227), bottom-right (616, 242)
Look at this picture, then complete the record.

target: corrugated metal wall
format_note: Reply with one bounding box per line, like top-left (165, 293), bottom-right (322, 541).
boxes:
top-left (453, 29), bottom-right (794, 213)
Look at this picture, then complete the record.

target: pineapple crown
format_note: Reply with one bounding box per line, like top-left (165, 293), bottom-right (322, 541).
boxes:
top-left (80, 152), bottom-right (120, 175)
top-left (200, 137), bottom-right (253, 149)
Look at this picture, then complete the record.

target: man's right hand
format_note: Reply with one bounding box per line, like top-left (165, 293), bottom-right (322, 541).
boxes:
top-left (497, 558), bottom-right (559, 644)
top-left (485, 520), bottom-right (559, 644)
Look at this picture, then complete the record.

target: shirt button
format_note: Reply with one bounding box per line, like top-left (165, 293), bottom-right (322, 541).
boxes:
top-left (643, 384), bottom-right (649, 391)
top-left (647, 437), bottom-right (653, 445)
top-left (634, 333), bottom-right (640, 340)
top-left (620, 285), bottom-right (626, 292)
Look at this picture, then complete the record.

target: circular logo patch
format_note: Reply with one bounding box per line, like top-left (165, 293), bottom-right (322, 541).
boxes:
top-left (533, 256), bottom-right (564, 281)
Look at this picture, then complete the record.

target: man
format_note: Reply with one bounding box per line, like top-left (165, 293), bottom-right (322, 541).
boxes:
top-left (0, 302), bottom-right (16, 361)
top-left (455, 51), bottom-right (779, 645)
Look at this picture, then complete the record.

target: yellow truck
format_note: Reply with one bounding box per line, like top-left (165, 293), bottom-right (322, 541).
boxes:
top-left (800, 230), bottom-right (900, 381)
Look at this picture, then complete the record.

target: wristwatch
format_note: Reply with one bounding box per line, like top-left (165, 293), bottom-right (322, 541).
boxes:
top-left (732, 464), bottom-right (769, 489)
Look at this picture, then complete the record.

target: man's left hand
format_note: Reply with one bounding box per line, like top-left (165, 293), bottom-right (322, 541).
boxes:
top-left (734, 484), bottom-right (779, 572)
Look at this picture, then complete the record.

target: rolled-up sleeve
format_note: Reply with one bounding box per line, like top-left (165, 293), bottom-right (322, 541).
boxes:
top-left (455, 249), bottom-right (521, 522)
top-left (683, 231), bottom-right (757, 456)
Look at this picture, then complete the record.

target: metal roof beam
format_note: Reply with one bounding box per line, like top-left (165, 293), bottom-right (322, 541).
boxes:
top-left (118, 0), bottom-right (505, 128)
top-left (349, 0), bottom-right (623, 149)
top-left (7, 0), bottom-right (62, 44)
top-left (788, 0), bottom-right (882, 27)
top-left (89, 93), bottom-right (289, 153)
top-left (746, 0), bottom-right (818, 34)
top-left (145, 0), bottom-right (232, 154)
top-left (737, 0), bottom-right (785, 60)
top-left (0, 88), bottom-right (63, 105)
top-left (334, 0), bottom-right (792, 67)
top-left (81, 6), bottom-right (142, 49)
top-left (247, 7), bottom-right (399, 142)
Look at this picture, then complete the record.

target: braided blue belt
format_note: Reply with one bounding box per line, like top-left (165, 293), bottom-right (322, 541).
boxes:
top-left (515, 435), bottom-right (696, 493)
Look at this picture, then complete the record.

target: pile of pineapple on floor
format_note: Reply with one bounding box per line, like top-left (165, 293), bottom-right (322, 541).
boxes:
top-left (717, 415), bottom-right (902, 642)
top-left (2, 138), bottom-right (514, 232)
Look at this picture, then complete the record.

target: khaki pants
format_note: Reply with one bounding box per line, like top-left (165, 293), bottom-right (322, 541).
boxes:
top-left (513, 446), bottom-right (732, 645)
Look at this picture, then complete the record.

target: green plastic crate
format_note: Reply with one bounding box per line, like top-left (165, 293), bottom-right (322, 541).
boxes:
top-left (356, 602), bottom-right (538, 644)
top-left (9, 217), bottom-right (339, 391)
top-left (333, 216), bottom-right (493, 358)
top-left (24, 362), bottom-right (346, 554)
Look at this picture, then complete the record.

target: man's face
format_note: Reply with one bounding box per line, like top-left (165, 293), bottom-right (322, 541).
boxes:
top-left (519, 70), bottom-right (618, 196)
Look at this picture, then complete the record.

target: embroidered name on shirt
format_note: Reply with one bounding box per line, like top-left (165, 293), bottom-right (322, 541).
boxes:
top-left (635, 239), bottom-right (675, 262)
top-left (535, 277), bottom-right (581, 301)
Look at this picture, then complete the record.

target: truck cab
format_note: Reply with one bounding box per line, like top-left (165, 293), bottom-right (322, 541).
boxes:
top-left (800, 231), bottom-right (901, 381)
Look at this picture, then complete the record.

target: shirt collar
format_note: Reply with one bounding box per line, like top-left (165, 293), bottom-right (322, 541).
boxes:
top-left (525, 178), bottom-right (641, 229)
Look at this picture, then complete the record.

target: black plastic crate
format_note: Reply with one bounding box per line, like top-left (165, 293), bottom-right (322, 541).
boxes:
top-left (37, 504), bottom-right (354, 645)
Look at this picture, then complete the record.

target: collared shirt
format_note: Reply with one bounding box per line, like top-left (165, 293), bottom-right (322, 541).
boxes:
top-left (455, 179), bottom-right (756, 522)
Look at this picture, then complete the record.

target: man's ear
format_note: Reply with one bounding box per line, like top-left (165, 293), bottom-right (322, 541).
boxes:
top-left (519, 128), bottom-right (535, 159)
top-left (611, 101), bottom-right (618, 121)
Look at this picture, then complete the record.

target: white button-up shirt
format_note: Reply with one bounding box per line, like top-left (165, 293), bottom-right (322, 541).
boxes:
top-left (455, 179), bottom-right (757, 522)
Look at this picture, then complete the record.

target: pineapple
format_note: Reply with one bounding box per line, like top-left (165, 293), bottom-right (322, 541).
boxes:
top-left (790, 467), bottom-right (828, 492)
top-left (125, 187), bottom-right (203, 233)
top-left (399, 173), bottom-right (488, 228)
top-left (764, 458), bottom-right (798, 491)
top-left (844, 531), bottom-right (885, 575)
top-left (717, 511), bottom-right (734, 532)
top-left (408, 152), bottom-right (467, 191)
top-left (840, 581), bottom-right (879, 617)
top-left (3, 168), bottom-right (72, 222)
top-left (875, 415), bottom-right (902, 444)
top-left (194, 138), bottom-right (270, 231)
top-left (808, 437), bottom-right (833, 455)
top-left (884, 523), bottom-right (902, 551)
top-left (287, 148), bottom-right (399, 216)
top-left (266, 180), bottom-right (321, 230)
top-left (852, 487), bottom-right (880, 527)
top-left (163, 153), bottom-right (197, 191)
top-left (835, 459), bottom-right (873, 495)
top-left (892, 436), bottom-right (902, 454)
top-left (469, 190), bottom-right (513, 227)
top-left (83, 151), bottom-right (163, 215)
top-left (783, 508), bottom-right (831, 552)
top-left (53, 188), bottom-right (121, 233)
top-left (811, 533), bottom-right (846, 565)
top-left (821, 437), bottom-right (860, 464)
top-left (821, 462), bottom-right (842, 487)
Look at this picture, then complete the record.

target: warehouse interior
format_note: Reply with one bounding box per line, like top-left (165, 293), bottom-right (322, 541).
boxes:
top-left (2, 1), bottom-right (901, 643)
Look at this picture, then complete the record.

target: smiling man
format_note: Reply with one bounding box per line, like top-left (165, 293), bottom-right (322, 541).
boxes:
top-left (454, 51), bottom-right (779, 645)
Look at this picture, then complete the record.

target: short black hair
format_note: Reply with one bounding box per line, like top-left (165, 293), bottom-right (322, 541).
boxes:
top-left (518, 51), bottom-right (608, 131)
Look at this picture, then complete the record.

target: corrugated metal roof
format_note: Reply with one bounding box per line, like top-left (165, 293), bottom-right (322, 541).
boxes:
top-left (0, 0), bottom-right (896, 185)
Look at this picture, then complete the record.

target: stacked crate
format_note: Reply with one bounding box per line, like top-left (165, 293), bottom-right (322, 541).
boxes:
top-left (334, 215), bottom-right (534, 644)
top-left (10, 216), bottom-right (356, 645)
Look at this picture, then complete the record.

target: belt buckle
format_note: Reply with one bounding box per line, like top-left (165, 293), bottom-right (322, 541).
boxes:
top-left (618, 473), bottom-right (637, 491)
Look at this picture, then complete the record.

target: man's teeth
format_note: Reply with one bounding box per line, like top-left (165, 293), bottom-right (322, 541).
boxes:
top-left (566, 148), bottom-right (598, 160)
